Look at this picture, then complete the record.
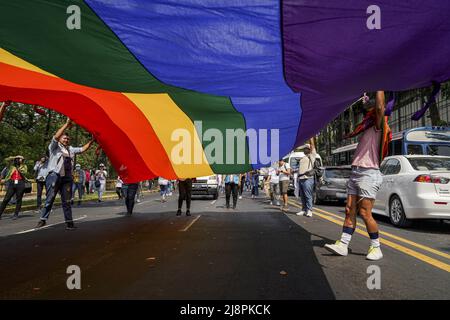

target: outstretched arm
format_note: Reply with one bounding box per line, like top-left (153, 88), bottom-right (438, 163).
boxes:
top-left (0, 101), bottom-right (12, 122)
top-left (54, 118), bottom-right (73, 141)
top-left (80, 139), bottom-right (95, 153)
top-left (375, 91), bottom-right (385, 130)
top-left (310, 138), bottom-right (316, 152)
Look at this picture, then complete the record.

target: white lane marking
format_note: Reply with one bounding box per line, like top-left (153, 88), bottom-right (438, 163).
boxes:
top-left (210, 200), bottom-right (217, 205)
top-left (16, 215), bottom-right (88, 234)
top-left (179, 215), bottom-right (201, 232)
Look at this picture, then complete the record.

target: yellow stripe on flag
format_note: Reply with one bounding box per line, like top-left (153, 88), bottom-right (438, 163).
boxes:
top-left (125, 93), bottom-right (214, 178)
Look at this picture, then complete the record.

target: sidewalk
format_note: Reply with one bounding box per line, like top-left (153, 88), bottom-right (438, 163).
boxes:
top-left (0, 188), bottom-right (159, 215)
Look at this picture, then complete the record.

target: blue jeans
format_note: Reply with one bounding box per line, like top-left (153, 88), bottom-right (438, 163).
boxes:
top-left (40, 172), bottom-right (74, 222)
top-left (299, 178), bottom-right (314, 212)
top-left (72, 182), bottom-right (84, 201)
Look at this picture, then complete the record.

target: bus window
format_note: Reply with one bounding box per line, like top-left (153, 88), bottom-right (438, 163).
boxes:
top-left (406, 144), bottom-right (423, 155)
top-left (427, 145), bottom-right (450, 156)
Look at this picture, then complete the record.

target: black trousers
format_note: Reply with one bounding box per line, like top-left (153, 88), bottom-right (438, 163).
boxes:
top-left (124, 183), bottom-right (139, 214)
top-left (36, 180), bottom-right (46, 208)
top-left (178, 179), bottom-right (192, 210)
top-left (0, 180), bottom-right (25, 216)
top-left (225, 182), bottom-right (238, 208)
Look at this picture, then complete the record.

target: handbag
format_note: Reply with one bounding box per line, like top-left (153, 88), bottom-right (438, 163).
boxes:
top-left (95, 180), bottom-right (101, 188)
top-left (24, 181), bottom-right (32, 193)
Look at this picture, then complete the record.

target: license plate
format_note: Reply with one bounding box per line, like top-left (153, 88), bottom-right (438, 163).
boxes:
top-left (336, 192), bottom-right (347, 199)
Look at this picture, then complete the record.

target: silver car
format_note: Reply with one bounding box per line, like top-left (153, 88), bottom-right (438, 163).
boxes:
top-left (314, 166), bottom-right (351, 204)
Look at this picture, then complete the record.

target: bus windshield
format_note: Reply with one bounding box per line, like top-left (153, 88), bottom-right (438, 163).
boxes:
top-left (427, 145), bottom-right (450, 156)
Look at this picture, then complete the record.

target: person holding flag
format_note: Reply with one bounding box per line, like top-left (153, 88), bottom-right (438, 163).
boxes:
top-left (36, 118), bottom-right (95, 230)
top-left (324, 91), bottom-right (392, 261)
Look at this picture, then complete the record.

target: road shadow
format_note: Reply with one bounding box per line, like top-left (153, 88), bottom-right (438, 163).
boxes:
top-left (0, 208), bottom-right (336, 300)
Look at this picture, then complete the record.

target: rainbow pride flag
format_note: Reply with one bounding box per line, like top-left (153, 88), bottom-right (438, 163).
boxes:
top-left (1, 1), bottom-right (449, 182)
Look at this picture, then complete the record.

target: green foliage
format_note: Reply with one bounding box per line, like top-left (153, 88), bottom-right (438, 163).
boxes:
top-left (0, 102), bottom-right (114, 178)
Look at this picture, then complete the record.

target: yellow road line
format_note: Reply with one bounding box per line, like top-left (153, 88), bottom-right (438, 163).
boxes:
top-left (288, 201), bottom-right (450, 273)
top-left (311, 205), bottom-right (450, 261)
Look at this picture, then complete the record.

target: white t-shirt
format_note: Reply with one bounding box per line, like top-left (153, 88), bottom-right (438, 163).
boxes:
top-left (158, 177), bottom-right (169, 185)
top-left (95, 170), bottom-right (108, 181)
top-left (278, 163), bottom-right (291, 181)
top-left (268, 167), bottom-right (279, 184)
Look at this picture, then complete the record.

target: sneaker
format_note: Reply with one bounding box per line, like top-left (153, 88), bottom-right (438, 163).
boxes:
top-left (324, 240), bottom-right (349, 256)
top-left (35, 220), bottom-right (46, 229)
top-left (239, 196), bottom-right (242, 200)
top-left (232, 204), bottom-right (236, 210)
top-left (366, 246), bottom-right (383, 261)
top-left (226, 204), bottom-right (230, 209)
top-left (11, 214), bottom-right (19, 220)
top-left (65, 222), bottom-right (77, 231)
top-left (186, 210), bottom-right (191, 216)
top-left (305, 210), bottom-right (313, 217)
top-left (296, 211), bottom-right (305, 216)
top-left (125, 212), bottom-right (133, 217)
top-left (176, 209), bottom-right (182, 216)
top-left (269, 201), bottom-right (273, 205)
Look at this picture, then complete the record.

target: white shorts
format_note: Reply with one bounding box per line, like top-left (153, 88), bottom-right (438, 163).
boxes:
top-left (347, 167), bottom-right (382, 200)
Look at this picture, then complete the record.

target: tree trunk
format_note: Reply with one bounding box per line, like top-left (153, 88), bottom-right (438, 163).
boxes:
top-left (429, 101), bottom-right (442, 126)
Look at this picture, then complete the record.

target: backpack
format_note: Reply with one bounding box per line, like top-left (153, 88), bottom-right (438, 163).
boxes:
top-left (306, 156), bottom-right (323, 178)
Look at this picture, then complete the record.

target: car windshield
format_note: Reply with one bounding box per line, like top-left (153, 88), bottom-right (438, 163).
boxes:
top-left (290, 158), bottom-right (300, 169)
top-left (324, 168), bottom-right (351, 179)
top-left (407, 157), bottom-right (450, 171)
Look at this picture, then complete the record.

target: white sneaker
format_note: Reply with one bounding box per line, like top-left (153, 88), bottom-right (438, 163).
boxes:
top-left (269, 201), bottom-right (273, 205)
top-left (366, 246), bottom-right (383, 261)
top-left (239, 196), bottom-right (242, 200)
top-left (305, 210), bottom-right (313, 217)
top-left (296, 211), bottom-right (305, 216)
top-left (324, 240), bottom-right (348, 256)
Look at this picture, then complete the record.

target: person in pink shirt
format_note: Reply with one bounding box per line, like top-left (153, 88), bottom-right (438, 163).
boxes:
top-left (325, 91), bottom-right (387, 261)
top-left (84, 169), bottom-right (91, 194)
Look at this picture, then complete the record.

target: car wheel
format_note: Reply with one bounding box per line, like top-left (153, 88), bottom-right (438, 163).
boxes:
top-left (389, 195), bottom-right (411, 228)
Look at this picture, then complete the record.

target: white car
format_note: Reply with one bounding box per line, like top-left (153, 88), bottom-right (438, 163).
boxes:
top-left (372, 155), bottom-right (450, 227)
top-left (191, 175), bottom-right (219, 199)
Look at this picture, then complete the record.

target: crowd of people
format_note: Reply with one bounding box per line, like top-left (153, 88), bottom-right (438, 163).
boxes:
top-left (1, 91), bottom-right (387, 260)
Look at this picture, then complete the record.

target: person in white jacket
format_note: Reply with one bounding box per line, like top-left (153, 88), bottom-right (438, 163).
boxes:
top-left (95, 163), bottom-right (108, 202)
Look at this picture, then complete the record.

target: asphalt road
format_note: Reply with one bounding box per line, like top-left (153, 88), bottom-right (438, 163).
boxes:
top-left (0, 190), bottom-right (449, 299)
